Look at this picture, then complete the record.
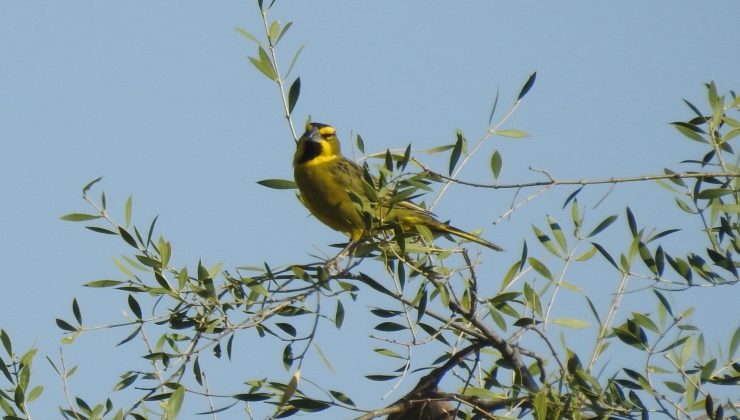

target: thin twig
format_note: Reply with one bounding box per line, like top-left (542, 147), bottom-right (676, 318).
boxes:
top-left (421, 165), bottom-right (740, 190)
top-left (258, 5), bottom-right (298, 141)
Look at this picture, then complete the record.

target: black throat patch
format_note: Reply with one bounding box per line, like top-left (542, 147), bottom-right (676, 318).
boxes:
top-left (297, 140), bottom-right (323, 164)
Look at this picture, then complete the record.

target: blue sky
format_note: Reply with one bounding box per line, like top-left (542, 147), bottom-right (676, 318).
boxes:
top-left (1, 1), bottom-right (739, 418)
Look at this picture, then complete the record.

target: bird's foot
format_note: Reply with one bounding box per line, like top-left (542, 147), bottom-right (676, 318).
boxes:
top-left (323, 240), bottom-right (359, 274)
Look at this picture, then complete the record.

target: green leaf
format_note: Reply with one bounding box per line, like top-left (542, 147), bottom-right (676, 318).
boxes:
top-left (657, 336), bottom-right (690, 353)
top-left (0, 355), bottom-right (12, 383)
top-left (682, 98), bottom-right (704, 118)
top-left (592, 242), bottom-right (619, 270)
top-left (27, 385), bottom-right (43, 403)
top-left (646, 228), bottom-right (680, 243)
top-left (113, 373), bottom-right (138, 391)
top-left (426, 144), bottom-right (454, 154)
top-left (384, 149), bottom-right (393, 172)
top-left (523, 283), bottom-right (543, 318)
top-left (290, 398), bottom-right (331, 412)
top-left (626, 207), bottom-right (637, 237)
top-left (128, 295), bottom-right (142, 320)
top-left (355, 134), bottom-right (365, 154)
top-left (84, 280), bottom-right (124, 288)
top-left (285, 44), bottom-right (305, 78)
top-left (0, 329), bottom-right (12, 355)
top-left (373, 348), bottom-right (403, 358)
top-left (85, 226), bottom-right (117, 235)
top-left (494, 129), bottom-right (528, 138)
top-left (639, 242), bottom-right (657, 274)
top-left (118, 227), bottom-right (138, 248)
top-left (399, 144), bottom-right (411, 171)
top-left (632, 312), bottom-right (659, 334)
top-left (288, 77), bottom-right (301, 114)
top-left (563, 186), bottom-right (583, 209)
top-left (585, 296), bottom-right (602, 326)
top-left (490, 150), bottom-right (502, 179)
top-left (257, 179), bottom-right (297, 189)
top-left (81, 177), bottom-right (102, 195)
top-left (56, 319), bottom-right (77, 332)
top-left (275, 323), bottom-right (297, 337)
top-left (575, 246), bottom-right (597, 261)
top-left (548, 216), bottom-right (567, 252)
top-left (334, 300), bottom-right (344, 329)
top-left (282, 344), bottom-right (293, 370)
top-left (729, 325), bottom-right (740, 359)
top-left (500, 261), bottom-right (519, 290)
top-left (671, 122), bottom-right (707, 143)
top-left (551, 318), bottom-right (590, 329)
top-left (233, 393), bottom-right (272, 402)
top-left (662, 380), bottom-right (684, 394)
top-left (716, 204), bottom-right (740, 213)
top-left (249, 50), bottom-right (276, 80)
top-left (267, 20), bottom-right (280, 45)
top-left (675, 197), bottom-right (695, 213)
top-left (653, 290), bottom-right (673, 317)
top-left (312, 342), bottom-right (335, 375)
top-left (358, 273), bottom-right (394, 297)
top-left (116, 325), bottom-right (141, 346)
top-left (449, 130), bottom-right (464, 175)
top-left (588, 215), bottom-right (617, 237)
top-left (532, 225), bottom-right (560, 257)
top-left (696, 188), bottom-right (733, 199)
top-left (365, 374), bottom-right (398, 381)
top-left (60, 213), bottom-right (100, 222)
top-left (663, 168), bottom-right (686, 187)
top-left (329, 390), bottom-right (355, 406)
top-left (280, 371), bottom-right (300, 405)
top-left (72, 298), bottom-right (82, 325)
top-left (370, 308), bottom-right (402, 318)
top-left (154, 271), bottom-right (172, 291)
top-left (518, 71), bottom-right (537, 100)
top-left (234, 27), bottom-right (262, 46)
top-left (528, 257), bottom-right (553, 281)
top-left (124, 195), bottom-right (133, 227)
top-left (276, 21), bottom-right (293, 45)
top-left (488, 89), bottom-right (500, 126)
top-left (166, 385), bottom-right (185, 419)
top-left (374, 322), bottom-right (406, 332)
top-left (416, 289), bottom-right (427, 323)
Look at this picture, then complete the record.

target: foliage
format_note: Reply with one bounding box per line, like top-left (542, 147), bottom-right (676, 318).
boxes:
top-left (2, 1), bottom-right (739, 419)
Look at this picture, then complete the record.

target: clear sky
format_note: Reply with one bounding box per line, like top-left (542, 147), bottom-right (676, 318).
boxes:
top-left (1, 1), bottom-right (739, 418)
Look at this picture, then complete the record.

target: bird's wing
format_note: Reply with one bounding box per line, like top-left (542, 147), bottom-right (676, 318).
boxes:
top-left (330, 158), bottom-right (366, 189)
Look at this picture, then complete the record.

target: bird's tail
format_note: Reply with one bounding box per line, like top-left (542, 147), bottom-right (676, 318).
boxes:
top-left (437, 223), bottom-right (505, 252)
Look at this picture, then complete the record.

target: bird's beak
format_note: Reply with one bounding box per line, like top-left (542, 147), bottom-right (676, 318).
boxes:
top-left (302, 127), bottom-right (321, 144)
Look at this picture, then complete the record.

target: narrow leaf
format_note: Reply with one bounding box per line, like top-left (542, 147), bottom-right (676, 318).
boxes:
top-left (288, 77), bottom-right (301, 114)
top-left (82, 177), bottom-right (103, 195)
top-left (124, 195), bottom-right (133, 227)
top-left (60, 213), bottom-right (100, 222)
top-left (257, 179), bottom-right (297, 189)
top-left (517, 72), bottom-right (537, 100)
top-left (494, 129), bottom-right (528, 138)
top-left (490, 150), bottom-right (502, 179)
top-left (588, 215), bottom-right (618, 237)
top-left (449, 131), bottom-right (463, 175)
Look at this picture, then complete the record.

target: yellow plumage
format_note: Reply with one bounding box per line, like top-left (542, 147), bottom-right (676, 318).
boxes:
top-left (293, 122), bottom-right (503, 251)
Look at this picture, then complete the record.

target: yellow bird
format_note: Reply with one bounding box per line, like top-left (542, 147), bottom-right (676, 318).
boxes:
top-left (293, 122), bottom-right (503, 251)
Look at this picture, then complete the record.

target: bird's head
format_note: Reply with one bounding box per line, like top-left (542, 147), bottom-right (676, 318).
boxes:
top-left (294, 122), bottom-right (342, 165)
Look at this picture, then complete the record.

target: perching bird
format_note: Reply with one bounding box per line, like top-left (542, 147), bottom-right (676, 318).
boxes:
top-left (293, 122), bottom-right (503, 251)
